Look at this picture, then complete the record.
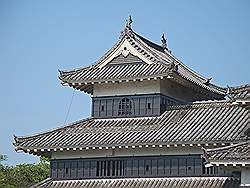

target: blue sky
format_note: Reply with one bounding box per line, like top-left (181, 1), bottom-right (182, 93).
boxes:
top-left (0, 0), bottom-right (249, 165)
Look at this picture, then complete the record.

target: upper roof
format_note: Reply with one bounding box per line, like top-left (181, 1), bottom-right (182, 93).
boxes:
top-left (203, 140), bottom-right (250, 165)
top-left (58, 18), bottom-right (225, 98)
top-left (32, 177), bottom-right (240, 188)
top-left (14, 101), bottom-right (249, 155)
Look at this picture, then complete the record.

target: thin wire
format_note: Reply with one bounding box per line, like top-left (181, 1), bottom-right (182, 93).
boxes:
top-left (64, 89), bottom-right (75, 125)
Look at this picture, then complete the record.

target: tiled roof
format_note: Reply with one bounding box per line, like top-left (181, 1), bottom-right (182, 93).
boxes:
top-left (32, 177), bottom-right (240, 188)
top-left (58, 27), bottom-right (225, 96)
top-left (60, 60), bottom-right (171, 85)
top-left (204, 140), bottom-right (250, 164)
top-left (14, 102), bottom-right (249, 153)
top-left (229, 84), bottom-right (250, 100)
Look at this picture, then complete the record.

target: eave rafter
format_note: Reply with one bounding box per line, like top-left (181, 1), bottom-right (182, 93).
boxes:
top-left (15, 142), bottom-right (239, 157)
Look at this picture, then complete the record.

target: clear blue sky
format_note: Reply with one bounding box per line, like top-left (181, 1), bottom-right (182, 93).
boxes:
top-left (0, 0), bottom-right (249, 165)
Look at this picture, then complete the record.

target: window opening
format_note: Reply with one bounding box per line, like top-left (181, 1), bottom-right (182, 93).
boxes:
top-left (146, 165), bottom-right (149, 171)
top-left (118, 98), bottom-right (133, 116)
top-left (147, 103), bottom-right (151, 109)
top-left (65, 167), bottom-right (69, 174)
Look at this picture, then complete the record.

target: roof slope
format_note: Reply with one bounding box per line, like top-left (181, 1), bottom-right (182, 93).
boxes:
top-left (58, 24), bottom-right (225, 97)
top-left (204, 140), bottom-right (250, 164)
top-left (32, 177), bottom-right (240, 188)
top-left (229, 84), bottom-right (250, 101)
top-left (14, 102), bottom-right (249, 153)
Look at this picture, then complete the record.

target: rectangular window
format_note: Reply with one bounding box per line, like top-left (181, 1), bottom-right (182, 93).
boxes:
top-left (194, 158), bottom-right (202, 175)
top-left (64, 162), bottom-right (71, 178)
top-left (145, 159), bottom-right (152, 176)
top-left (115, 160), bottom-right (119, 176)
top-left (147, 103), bottom-right (151, 109)
top-left (96, 161), bottom-right (100, 176)
top-left (164, 159), bottom-right (170, 175)
top-left (57, 162), bottom-right (64, 179)
top-left (119, 160), bottom-right (123, 176)
top-left (112, 160), bottom-right (116, 176)
top-left (178, 158), bottom-right (187, 176)
top-left (132, 160), bottom-right (139, 176)
top-left (51, 155), bottom-right (211, 179)
top-left (157, 159), bottom-right (164, 176)
top-left (107, 161), bottom-right (111, 176)
top-left (51, 161), bottom-right (58, 179)
top-left (151, 159), bottom-right (157, 176)
top-left (71, 161), bottom-right (77, 179)
top-left (171, 159), bottom-right (178, 176)
top-left (90, 161), bottom-right (96, 177)
top-left (84, 161), bottom-right (90, 177)
top-left (77, 160), bottom-right (83, 178)
top-left (187, 158), bottom-right (194, 176)
top-left (138, 159), bottom-right (144, 176)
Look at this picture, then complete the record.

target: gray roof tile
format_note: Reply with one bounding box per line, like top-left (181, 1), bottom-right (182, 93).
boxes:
top-left (59, 29), bottom-right (226, 96)
top-left (204, 140), bottom-right (250, 163)
top-left (32, 177), bottom-right (240, 188)
top-left (15, 102), bottom-right (249, 152)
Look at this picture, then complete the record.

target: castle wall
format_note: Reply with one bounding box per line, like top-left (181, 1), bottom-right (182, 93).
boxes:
top-left (51, 147), bottom-right (202, 160)
top-left (93, 79), bottom-right (207, 103)
top-left (160, 79), bottom-right (206, 102)
top-left (93, 80), bottom-right (161, 97)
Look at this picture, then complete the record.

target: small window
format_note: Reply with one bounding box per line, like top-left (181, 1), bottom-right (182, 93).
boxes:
top-left (65, 167), bottom-right (69, 174)
top-left (101, 105), bottom-right (104, 111)
top-left (146, 165), bottom-right (150, 171)
top-left (147, 103), bottom-right (151, 109)
top-left (118, 98), bottom-right (133, 116)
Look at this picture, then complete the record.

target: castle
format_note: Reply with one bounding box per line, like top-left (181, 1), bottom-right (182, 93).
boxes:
top-left (14, 17), bottom-right (250, 188)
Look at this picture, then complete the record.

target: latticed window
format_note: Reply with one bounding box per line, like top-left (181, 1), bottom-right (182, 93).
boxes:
top-left (118, 98), bottom-right (133, 116)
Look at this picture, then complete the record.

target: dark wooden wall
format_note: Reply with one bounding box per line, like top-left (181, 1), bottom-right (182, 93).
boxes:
top-left (92, 94), bottom-right (181, 118)
top-left (50, 155), bottom-right (226, 180)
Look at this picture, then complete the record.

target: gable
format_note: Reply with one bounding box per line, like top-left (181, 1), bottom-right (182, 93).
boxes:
top-left (97, 38), bottom-right (157, 68)
top-left (107, 53), bottom-right (146, 66)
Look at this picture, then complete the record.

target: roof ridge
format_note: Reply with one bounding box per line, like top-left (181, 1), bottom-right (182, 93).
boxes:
top-left (134, 32), bottom-right (208, 82)
top-left (133, 32), bottom-right (227, 94)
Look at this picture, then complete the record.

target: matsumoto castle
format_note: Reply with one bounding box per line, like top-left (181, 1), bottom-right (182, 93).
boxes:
top-left (14, 17), bottom-right (250, 188)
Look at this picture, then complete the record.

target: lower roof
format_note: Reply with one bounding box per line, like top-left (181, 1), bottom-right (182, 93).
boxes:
top-left (32, 177), bottom-right (240, 188)
top-left (203, 140), bottom-right (250, 165)
top-left (14, 101), bottom-right (249, 155)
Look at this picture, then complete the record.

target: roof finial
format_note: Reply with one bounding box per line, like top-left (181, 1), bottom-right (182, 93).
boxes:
top-left (161, 33), bottom-right (167, 49)
top-left (126, 15), bottom-right (133, 29)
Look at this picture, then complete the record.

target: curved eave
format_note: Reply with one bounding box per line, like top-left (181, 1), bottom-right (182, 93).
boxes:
top-left (203, 140), bottom-right (250, 167)
top-left (15, 141), bottom-right (246, 157)
top-left (59, 71), bottom-right (226, 97)
top-left (59, 75), bottom-right (173, 94)
top-left (206, 161), bottom-right (250, 167)
top-left (173, 72), bottom-right (226, 98)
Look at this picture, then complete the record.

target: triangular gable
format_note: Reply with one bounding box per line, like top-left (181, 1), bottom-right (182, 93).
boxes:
top-left (107, 53), bottom-right (146, 66)
top-left (97, 36), bottom-right (162, 68)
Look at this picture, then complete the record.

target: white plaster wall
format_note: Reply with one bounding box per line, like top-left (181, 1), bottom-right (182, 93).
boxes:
top-left (51, 147), bottom-right (203, 160)
top-left (160, 79), bottom-right (201, 102)
top-left (241, 167), bottom-right (250, 186)
top-left (93, 80), bottom-right (161, 97)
